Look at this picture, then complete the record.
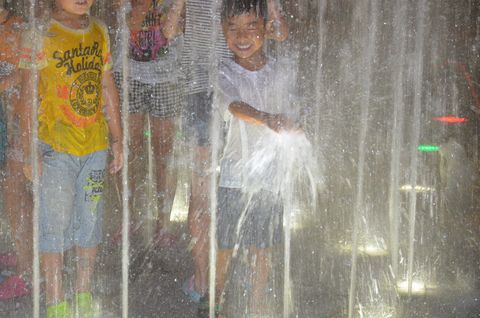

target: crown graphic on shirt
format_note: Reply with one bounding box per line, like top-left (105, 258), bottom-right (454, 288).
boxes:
top-left (84, 82), bottom-right (96, 94)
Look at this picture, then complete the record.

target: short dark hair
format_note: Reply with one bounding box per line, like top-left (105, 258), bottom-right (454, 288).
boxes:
top-left (221, 0), bottom-right (268, 23)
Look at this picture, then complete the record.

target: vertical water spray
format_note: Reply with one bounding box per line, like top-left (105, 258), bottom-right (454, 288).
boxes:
top-left (406, 0), bottom-right (427, 297)
top-left (27, 0), bottom-right (40, 317)
top-left (208, 1), bottom-right (222, 317)
top-left (388, 0), bottom-right (408, 281)
top-left (146, 117), bottom-right (155, 242)
top-left (283, 168), bottom-right (292, 318)
top-left (209, 110), bottom-right (220, 318)
top-left (348, 1), bottom-right (379, 317)
top-left (119, 1), bottom-right (130, 317)
top-left (314, 0), bottom-right (327, 150)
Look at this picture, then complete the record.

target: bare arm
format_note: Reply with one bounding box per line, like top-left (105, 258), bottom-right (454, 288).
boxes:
top-left (0, 70), bottom-right (20, 92)
top-left (229, 101), bottom-right (298, 132)
top-left (18, 69), bottom-right (33, 161)
top-left (102, 70), bottom-right (124, 174)
top-left (162, 0), bottom-right (185, 40)
top-left (17, 68), bottom-right (39, 180)
top-left (265, 0), bottom-right (289, 42)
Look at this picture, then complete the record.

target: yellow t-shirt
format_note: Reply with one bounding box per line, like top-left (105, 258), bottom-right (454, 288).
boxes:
top-left (19, 18), bottom-right (113, 156)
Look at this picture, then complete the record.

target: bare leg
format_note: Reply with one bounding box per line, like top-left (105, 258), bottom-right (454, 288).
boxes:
top-left (215, 249), bottom-right (233, 306)
top-left (75, 246), bottom-right (97, 293)
top-left (3, 159), bottom-right (32, 278)
top-left (41, 252), bottom-right (64, 305)
top-left (188, 146), bottom-right (211, 295)
top-left (150, 116), bottom-right (177, 235)
top-left (250, 247), bottom-right (271, 315)
top-left (113, 113), bottom-right (146, 242)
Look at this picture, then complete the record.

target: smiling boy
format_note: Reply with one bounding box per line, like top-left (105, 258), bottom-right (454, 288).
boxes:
top-left (215, 0), bottom-right (297, 316)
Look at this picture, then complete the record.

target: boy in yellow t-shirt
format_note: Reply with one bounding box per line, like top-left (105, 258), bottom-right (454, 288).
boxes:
top-left (18, 0), bottom-right (123, 317)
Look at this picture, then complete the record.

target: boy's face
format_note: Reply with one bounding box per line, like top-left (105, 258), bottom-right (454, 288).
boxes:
top-left (56, 0), bottom-right (94, 15)
top-left (223, 11), bottom-right (266, 61)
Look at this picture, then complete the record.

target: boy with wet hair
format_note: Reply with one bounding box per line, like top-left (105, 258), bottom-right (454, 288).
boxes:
top-left (162, 1), bottom-right (287, 316)
top-left (215, 0), bottom-right (297, 316)
top-left (18, 0), bottom-right (123, 317)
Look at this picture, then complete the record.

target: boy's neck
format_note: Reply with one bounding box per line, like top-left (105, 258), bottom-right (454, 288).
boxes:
top-left (234, 51), bottom-right (267, 72)
top-left (52, 10), bottom-right (89, 29)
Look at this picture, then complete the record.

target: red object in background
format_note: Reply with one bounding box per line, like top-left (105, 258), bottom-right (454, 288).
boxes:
top-left (446, 60), bottom-right (480, 113)
top-left (432, 116), bottom-right (468, 123)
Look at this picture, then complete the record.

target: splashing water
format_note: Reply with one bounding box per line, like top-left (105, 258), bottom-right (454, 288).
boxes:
top-left (242, 129), bottom-right (325, 199)
top-left (237, 129), bottom-right (325, 317)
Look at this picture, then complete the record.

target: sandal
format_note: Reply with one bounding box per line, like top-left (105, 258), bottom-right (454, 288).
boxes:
top-left (46, 301), bottom-right (73, 318)
top-left (197, 295), bottom-right (221, 318)
top-left (182, 275), bottom-right (202, 303)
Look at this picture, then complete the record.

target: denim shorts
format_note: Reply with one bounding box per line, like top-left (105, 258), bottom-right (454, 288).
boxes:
top-left (39, 143), bottom-right (107, 252)
top-left (183, 91), bottom-right (212, 147)
top-left (217, 187), bottom-right (283, 250)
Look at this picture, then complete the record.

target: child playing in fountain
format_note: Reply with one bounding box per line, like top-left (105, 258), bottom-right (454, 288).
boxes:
top-left (162, 0), bottom-right (287, 316)
top-left (0, 3), bottom-right (32, 300)
top-left (111, 0), bottom-right (185, 249)
top-left (18, 0), bottom-right (123, 317)
top-left (216, 0), bottom-right (297, 316)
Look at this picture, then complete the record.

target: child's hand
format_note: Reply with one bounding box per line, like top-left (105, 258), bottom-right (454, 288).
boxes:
top-left (109, 141), bottom-right (124, 174)
top-left (265, 113), bottom-right (301, 133)
top-left (22, 159), bottom-right (42, 182)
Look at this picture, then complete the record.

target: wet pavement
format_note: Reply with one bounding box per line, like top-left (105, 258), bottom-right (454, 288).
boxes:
top-left (0, 227), bottom-right (199, 318)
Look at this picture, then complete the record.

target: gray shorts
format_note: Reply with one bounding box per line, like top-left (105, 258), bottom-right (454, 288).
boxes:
top-left (39, 143), bottom-right (107, 252)
top-left (183, 91), bottom-right (212, 147)
top-left (217, 187), bottom-right (283, 250)
top-left (114, 73), bottom-right (181, 119)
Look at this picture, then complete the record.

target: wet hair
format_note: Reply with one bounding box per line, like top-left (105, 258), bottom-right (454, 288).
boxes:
top-left (221, 0), bottom-right (268, 23)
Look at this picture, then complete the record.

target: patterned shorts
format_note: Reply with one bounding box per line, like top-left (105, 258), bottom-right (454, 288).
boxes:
top-left (114, 73), bottom-right (181, 119)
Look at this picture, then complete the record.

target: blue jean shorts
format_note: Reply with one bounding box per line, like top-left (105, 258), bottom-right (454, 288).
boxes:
top-left (39, 143), bottom-right (107, 252)
top-left (217, 187), bottom-right (283, 250)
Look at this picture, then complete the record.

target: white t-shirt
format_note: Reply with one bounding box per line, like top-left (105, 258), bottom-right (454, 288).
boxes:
top-left (216, 57), bottom-right (299, 189)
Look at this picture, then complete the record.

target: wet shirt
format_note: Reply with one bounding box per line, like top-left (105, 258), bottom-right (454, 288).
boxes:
top-left (19, 18), bottom-right (112, 156)
top-left (114, 0), bottom-right (183, 84)
top-left (216, 58), bottom-right (298, 189)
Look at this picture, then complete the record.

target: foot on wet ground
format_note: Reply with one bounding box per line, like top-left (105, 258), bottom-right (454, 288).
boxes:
top-left (46, 301), bottom-right (73, 318)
